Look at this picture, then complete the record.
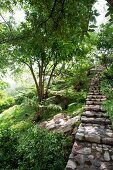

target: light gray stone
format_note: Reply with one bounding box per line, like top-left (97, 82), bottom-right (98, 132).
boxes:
top-left (77, 127), bottom-right (84, 133)
top-left (54, 113), bottom-right (64, 122)
top-left (104, 151), bottom-right (110, 161)
top-left (85, 133), bottom-right (101, 143)
top-left (66, 116), bottom-right (80, 126)
top-left (65, 159), bottom-right (76, 170)
top-left (76, 147), bottom-right (91, 155)
top-left (103, 147), bottom-right (108, 151)
top-left (88, 155), bottom-right (95, 160)
top-left (100, 162), bottom-right (107, 170)
top-left (111, 155), bottom-right (113, 160)
top-left (106, 132), bottom-right (113, 137)
top-left (76, 132), bottom-right (84, 140)
top-left (96, 146), bottom-right (102, 152)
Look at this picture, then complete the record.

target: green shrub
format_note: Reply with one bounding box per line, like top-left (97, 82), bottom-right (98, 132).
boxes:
top-left (14, 88), bottom-right (36, 105)
top-left (64, 88), bottom-right (87, 103)
top-left (102, 67), bottom-right (113, 81)
top-left (67, 102), bottom-right (84, 116)
top-left (17, 126), bottom-right (71, 170)
top-left (102, 100), bottom-right (113, 121)
top-left (101, 69), bottom-right (113, 121)
top-left (0, 96), bottom-right (15, 113)
top-left (0, 129), bottom-right (19, 169)
top-left (68, 103), bottom-right (77, 112)
top-left (0, 104), bottom-right (71, 170)
top-left (0, 126), bottom-right (71, 170)
top-left (40, 103), bottom-right (62, 121)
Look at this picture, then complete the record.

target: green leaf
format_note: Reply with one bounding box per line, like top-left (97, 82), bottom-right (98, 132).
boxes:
top-left (88, 29), bottom-right (95, 32)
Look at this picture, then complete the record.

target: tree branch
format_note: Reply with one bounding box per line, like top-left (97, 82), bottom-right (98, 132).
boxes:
top-left (0, 13), bottom-right (12, 31)
top-left (45, 61), bottom-right (57, 95)
top-left (38, 0), bottom-right (58, 27)
top-left (107, 0), bottom-right (113, 7)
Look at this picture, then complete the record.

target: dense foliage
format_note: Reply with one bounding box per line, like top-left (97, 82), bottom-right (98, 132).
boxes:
top-left (0, 0), bottom-right (113, 169)
top-left (0, 81), bottom-right (15, 112)
top-left (101, 68), bottom-right (113, 121)
top-left (0, 105), bottom-right (71, 170)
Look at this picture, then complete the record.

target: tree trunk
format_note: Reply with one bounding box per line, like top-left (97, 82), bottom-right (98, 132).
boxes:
top-left (45, 62), bottom-right (57, 96)
top-left (107, 0), bottom-right (113, 7)
top-left (38, 57), bottom-right (44, 102)
top-left (29, 65), bottom-right (40, 98)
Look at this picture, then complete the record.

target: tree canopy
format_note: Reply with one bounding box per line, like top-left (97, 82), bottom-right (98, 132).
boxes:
top-left (0, 0), bottom-right (113, 102)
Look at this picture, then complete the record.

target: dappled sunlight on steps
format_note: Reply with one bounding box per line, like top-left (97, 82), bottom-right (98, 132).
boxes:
top-left (65, 67), bottom-right (113, 170)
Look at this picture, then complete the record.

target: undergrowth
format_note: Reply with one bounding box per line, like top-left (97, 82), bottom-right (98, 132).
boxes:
top-left (0, 105), bottom-right (72, 170)
top-left (101, 69), bottom-right (113, 121)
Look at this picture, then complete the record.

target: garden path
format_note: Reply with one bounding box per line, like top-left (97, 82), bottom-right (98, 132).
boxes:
top-left (65, 67), bottom-right (113, 170)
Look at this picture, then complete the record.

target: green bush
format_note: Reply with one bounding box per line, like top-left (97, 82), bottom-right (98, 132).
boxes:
top-left (0, 96), bottom-right (15, 113)
top-left (67, 102), bottom-right (84, 116)
top-left (101, 69), bottom-right (113, 121)
top-left (39, 103), bottom-right (62, 121)
top-left (0, 129), bottom-right (19, 169)
top-left (17, 126), bottom-right (71, 170)
top-left (0, 105), bottom-right (71, 170)
top-left (68, 103), bottom-right (77, 112)
top-left (64, 88), bottom-right (87, 103)
top-left (15, 88), bottom-right (36, 105)
top-left (0, 126), bottom-right (71, 170)
top-left (102, 67), bottom-right (113, 81)
top-left (102, 100), bottom-right (113, 121)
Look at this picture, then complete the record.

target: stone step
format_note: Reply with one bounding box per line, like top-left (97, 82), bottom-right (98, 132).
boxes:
top-left (89, 83), bottom-right (100, 85)
top-left (82, 111), bottom-right (109, 118)
top-left (87, 95), bottom-right (106, 99)
top-left (86, 98), bottom-right (106, 102)
top-left (75, 124), bottom-right (113, 145)
top-left (88, 93), bottom-right (102, 95)
top-left (86, 101), bottom-right (101, 105)
top-left (89, 84), bottom-right (99, 86)
top-left (89, 88), bottom-right (100, 91)
top-left (89, 89), bottom-right (101, 91)
top-left (81, 116), bottom-right (111, 125)
top-left (85, 105), bottom-right (106, 112)
top-left (89, 85), bottom-right (100, 87)
top-left (90, 82), bottom-right (100, 85)
top-left (89, 90), bottom-right (101, 93)
top-left (87, 98), bottom-right (106, 102)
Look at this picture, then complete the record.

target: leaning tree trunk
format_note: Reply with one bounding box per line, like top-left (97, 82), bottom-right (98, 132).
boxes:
top-left (38, 56), bottom-right (45, 102)
top-left (45, 62), bottom-right (57, 97)
top-left (107, 0), bottom-right (113, 7)
top-left (29, 65), bottom-right (40, 99)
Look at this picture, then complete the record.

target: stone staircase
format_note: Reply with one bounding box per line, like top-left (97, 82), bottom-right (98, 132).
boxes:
top-left (65, 68), bottom-right (113, 170)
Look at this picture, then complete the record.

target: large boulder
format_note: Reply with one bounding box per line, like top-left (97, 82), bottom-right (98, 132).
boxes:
top-left (39, 113), bottom-right (80, 134)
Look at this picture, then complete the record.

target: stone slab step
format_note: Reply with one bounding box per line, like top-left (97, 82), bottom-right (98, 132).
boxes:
top-left (82, 111), bottom-right (109, 118)
top-left (88, 89), bottom-right (101, 92)
top-left (75, 124), bottom-right (113, 145)
top-left (88, 93), bottom-right (102, 95)
top-left (86, 101), bottom-right (101, 105)
top-left (81, 116), bottom-right (111, 125)
top-left (90, 87), bottom-right (100, 88)
top-left (86, 98), bottom-right (106, 102)
top-left (86, 99), bottom-right (106, 102)
top-left (90, 82), bottom-right (100, 85)
top-left (90, 87), bottom-right (100, 89)
top-left (89, 85), bottom-right (100, 87)
top-left (89, 90), bottom-right (101, 93)
top-left (85, 105), bottom-right (106, 112)
top-left (87, 95), bottom-right (106, 99)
